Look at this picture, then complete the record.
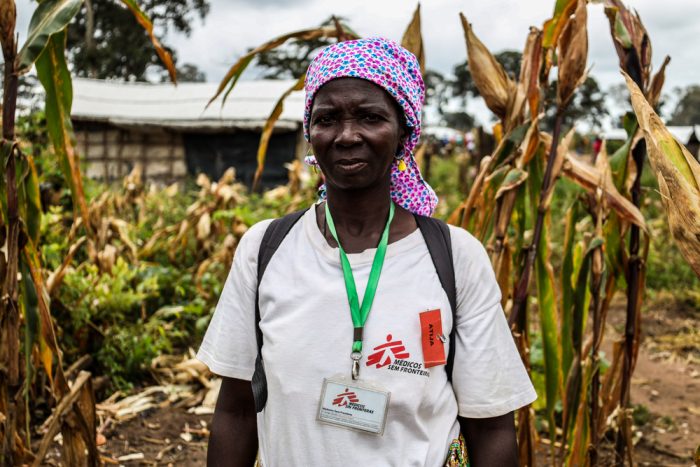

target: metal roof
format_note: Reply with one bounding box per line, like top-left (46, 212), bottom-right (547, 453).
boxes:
top-left (602, 125), bottom-right (700, 143)
top-left (71, 78), bottom-right (305, 130)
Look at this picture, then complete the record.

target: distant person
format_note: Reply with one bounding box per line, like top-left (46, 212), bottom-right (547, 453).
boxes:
top-left (198, 37), bottom-right (536, 467)
top-left (593, 136), bottom-right (603, 157)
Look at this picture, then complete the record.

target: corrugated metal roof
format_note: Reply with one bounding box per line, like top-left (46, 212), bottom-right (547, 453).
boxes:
top-left (71, 78), bottom-right (305, 130)
top-left (603, 125), bottom-right (700, 143)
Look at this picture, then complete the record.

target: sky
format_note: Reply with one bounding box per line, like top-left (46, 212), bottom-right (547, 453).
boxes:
top-left (15, 0), bottom-right (700, 127)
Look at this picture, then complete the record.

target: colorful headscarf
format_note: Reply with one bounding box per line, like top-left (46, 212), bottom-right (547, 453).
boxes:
top-left (303, 37), bottom-right (438, 217)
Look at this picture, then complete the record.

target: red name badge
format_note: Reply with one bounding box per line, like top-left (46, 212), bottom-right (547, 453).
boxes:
top-left (419, 309), bottom-right (446, 368)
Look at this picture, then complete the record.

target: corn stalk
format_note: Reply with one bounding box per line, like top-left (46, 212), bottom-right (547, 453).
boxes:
top-left (1, 1), bottom-right (21, 463)
top-left (451, 2), bottom-right (657, 465)
top-left (601, 2), bottom-right (675, 463)
top-left (0, 0), bottom-right (177, 463)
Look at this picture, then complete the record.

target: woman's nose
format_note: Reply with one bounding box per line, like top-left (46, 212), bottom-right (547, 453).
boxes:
top-left (335, 119), bottom-right (362, 146)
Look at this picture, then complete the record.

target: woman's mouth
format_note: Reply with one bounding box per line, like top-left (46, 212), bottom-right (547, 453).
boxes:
top-left (336, 160), bottom-right (368, 173)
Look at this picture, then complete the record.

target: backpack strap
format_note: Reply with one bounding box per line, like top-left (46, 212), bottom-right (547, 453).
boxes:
top-left (414, 215), bottom-right (458, 382)
top-left (252, 209), bottom-right (306, 412)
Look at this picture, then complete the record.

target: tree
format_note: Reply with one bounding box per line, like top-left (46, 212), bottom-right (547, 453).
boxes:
top-left (542, 76), bottom-right (609, 131)
top-left (668, 85), bottom-right (700, 125)
top-left (443, 111), bottom-right (475, 131)
top-left (451, 50), bottom-right (522, 104)
top-left (424, 69), bottom-right (449, 116)
top-left (67, 0), bottom-right (209, 81)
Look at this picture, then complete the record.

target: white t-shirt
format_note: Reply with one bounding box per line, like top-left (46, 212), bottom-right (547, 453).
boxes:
top-left (197, 206), bottom-right (536, 467)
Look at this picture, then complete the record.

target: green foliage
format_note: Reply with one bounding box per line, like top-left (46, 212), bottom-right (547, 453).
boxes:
top-left (668, 85), bottom-right (700, 126)
top-left (35, 166), bottom-right (318, 392)
top-left (66, 0), bottom-right (210, 81)
top-left (542, 77), bottom-right (609, 131)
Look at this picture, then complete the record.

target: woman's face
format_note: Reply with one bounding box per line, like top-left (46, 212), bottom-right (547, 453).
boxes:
top-left (309, 78), bottom-right (407, 192)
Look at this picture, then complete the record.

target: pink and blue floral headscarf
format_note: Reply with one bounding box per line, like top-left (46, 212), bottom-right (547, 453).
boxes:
top-left (303, 37), bottom-right (438, 217)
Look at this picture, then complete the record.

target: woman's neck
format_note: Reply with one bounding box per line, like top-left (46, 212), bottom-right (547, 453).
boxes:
top-left (317, 180), bottom-right (418, 254)
top-left (325, 182), bottom-right (392, 237)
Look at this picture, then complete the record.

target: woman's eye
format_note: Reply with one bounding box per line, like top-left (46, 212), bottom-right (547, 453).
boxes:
top-left (362, 114), bottom-right (381, 122)
top-left (314, 115), bottom-right (335, 125)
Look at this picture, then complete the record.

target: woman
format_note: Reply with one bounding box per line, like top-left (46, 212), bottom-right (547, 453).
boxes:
top-left (198, 38), bottom-right (536, 467)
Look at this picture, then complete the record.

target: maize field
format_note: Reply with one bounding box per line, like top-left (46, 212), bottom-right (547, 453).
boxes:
top-left (1, 0), bottom-right (699, 465)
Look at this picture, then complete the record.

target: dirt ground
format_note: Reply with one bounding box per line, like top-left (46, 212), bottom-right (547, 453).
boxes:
top-left (602, 294), bottom-right (699, 465)
top-left (67, 295), bottom-right (699, 466)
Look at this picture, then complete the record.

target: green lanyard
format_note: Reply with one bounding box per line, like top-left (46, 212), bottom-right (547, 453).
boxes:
top-left (325, 201), bottom-right (395, 379)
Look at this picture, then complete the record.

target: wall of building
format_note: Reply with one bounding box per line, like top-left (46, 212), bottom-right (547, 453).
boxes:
top-left (74, 122), bottom-right (188, 184)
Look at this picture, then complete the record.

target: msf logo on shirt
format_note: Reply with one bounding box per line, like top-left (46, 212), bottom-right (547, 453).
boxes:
top-left (332, 389), bottom-right (359, 407)
top-left (366, 333), bottom-right (430, 377)
top-left (366, 334), bottom-right (410, 368)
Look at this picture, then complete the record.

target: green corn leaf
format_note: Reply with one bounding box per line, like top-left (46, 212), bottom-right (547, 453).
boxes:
top-left (562, 353), bottom-right (582, 446)
top-left (565, 359), bottom-right (592, 465)
top-left (495, 168), bottom-right (529, 200)
top-left (16, 0), bottom-right (82, 74)
top-left (492, 123), bottom-right (529, 167)
top-left (560, 202), bottom-right (582, 379)
top-left (24, 155), bottom-right (42, 245)
top-left (478, 165), bottom-right (510, 240)
top-left (35, 30), bottom-right (91, 230)
top-left (527, 152), bottom-right (562, 446)
top-left (19, 258), bottom-right (40, 355)
top-left (609, 134), bottom-right (633, 193)
top-left (542, 0), bottom-right (577, 48)
top-left (220, 55), bottom-right (255, 108)
top-left (613, 12), bottom-right (633, 48)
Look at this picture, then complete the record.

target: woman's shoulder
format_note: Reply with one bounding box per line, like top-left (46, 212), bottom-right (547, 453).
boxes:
top-left (446, 224), bottom-right (490, 266)
top-left (235, 218), bottom-right (276, 259)
top-left (445, 224), bottom-right (502, 314)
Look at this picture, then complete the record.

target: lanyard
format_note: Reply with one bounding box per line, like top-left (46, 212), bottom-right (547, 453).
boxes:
top-left (325, 201), bottom-right (395, 379)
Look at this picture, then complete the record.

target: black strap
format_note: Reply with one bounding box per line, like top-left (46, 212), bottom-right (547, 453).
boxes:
top-left (414, 215), bottom-right (458, 382)
top-left (252, 209), bottom-right (458, 412)
top-left (252, 209), bottom-right (306, 412)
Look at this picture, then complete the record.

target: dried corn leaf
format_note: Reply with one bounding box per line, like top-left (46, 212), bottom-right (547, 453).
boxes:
top-left (401, 4), bottom-right (424, 75)
top-left (562, 152), bottom-right (645, 229)
top-left (604, 0), bottom-right (651, 87)
top-left (120, 0), bottom-right (177, 83)
top-left (209, 25), bottom-right (357, 108)
top-left (253, 74), bottom-right (306, 191)
top-left (519, 27), bottom-right (543, 119)
top-left (647, 55), bottom-right (670, 108)
top-left (624, 73), bottom-right (700, 277)
top-left (460, 14), bottom-right (511, 119)
top-left (557, 0), bottom-right (588, 108)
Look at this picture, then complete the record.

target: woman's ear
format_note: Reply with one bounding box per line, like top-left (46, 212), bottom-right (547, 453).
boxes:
top-left (397, 125), bottom-right (410, 155)
top-left (400, 124), bottom-right (409, 142)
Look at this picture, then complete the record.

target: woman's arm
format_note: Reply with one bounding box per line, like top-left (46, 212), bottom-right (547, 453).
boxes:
top-left (458, 412), bottom-right (518, 467)
top-left (207, 377), bottom-right (258, 467)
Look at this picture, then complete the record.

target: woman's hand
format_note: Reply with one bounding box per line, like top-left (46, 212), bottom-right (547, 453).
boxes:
top-left (458, 412), bottom-right (518, 467)
top-left (208, 377), bottom-right (258, 467)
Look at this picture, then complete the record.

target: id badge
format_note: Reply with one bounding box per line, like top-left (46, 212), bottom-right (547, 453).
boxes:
top-left (317, 376), bottom-right (390, 435)
top-left (420, 309), bottom-right (447, 368)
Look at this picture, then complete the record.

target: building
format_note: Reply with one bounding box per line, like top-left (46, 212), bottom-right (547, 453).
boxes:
top-left (71, 78), bottom-right (307, 188)
top-left (602, 125), bottom-right (700, 161)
